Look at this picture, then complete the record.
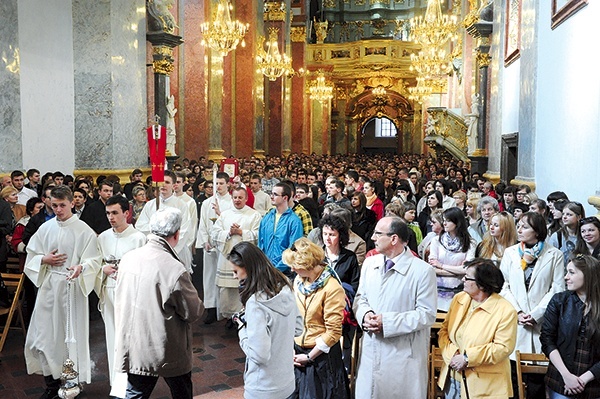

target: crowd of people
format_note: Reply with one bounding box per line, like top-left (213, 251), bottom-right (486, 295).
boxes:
top-left (0, 152), bottom-right (599, 399)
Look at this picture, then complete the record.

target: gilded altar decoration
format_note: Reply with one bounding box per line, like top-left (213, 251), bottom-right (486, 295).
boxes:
top-left (290, 27), bottom-right (307, 43)
top-left (475, 49), bottom-right (491, 67)
top-left (264, 2), bottom-right (286, 21)
top-left (152, 46), bottom-right (175, 75)
top-left (424, 107), bottom-right (469, 161)
top-left (200, 0), bottom-right (249, 57)
top-left (315, 20), bottom-right (329, 44)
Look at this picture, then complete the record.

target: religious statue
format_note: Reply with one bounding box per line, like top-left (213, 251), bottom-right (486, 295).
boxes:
top-left (465, 93), bottom-right (480, 154)
top-left (425, 114), bottom-right (438, 136)
top-left (147, 0), bottom-right (178, 34)
top-left (166, 94), bottom-right (177, 156)
top-left (315, 19), bottom-right (328, 44)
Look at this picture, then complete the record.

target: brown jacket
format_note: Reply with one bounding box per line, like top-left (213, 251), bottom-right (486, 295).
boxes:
top-left (114, 234), bottom-right (204, 377)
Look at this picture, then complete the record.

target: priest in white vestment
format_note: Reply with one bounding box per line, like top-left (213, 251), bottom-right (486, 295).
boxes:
top-left (24, 186), bottom-right (102, 397)
top-left (96, 196), bottom-right (146, 398)
top-left (135, 171), bottom-right (193, 272)
top-left (196, 172), bottom-right (232, 323)
top-left (211, 187), bottom-right (261, 319)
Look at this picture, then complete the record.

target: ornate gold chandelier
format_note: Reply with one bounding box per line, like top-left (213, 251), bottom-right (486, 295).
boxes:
top-left (308, 71), bottom-right (334, 103)
top-left (200, 0), bottom-right (249, 57)
top-left (410, 0), bottom-right (458, 47)
top-left (409, 47), bottom-right (453, 79)
top-left (256, 27), bottom-right (293, 81)
top-left (408, 77), bottom-right (433, 104)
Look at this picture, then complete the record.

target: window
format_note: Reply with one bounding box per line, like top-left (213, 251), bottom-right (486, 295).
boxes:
top-left (374, 117), bottom-right (397, 137)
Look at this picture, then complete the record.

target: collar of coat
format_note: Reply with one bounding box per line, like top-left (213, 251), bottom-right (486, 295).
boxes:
top-left (148, 233), bottom-right (182, 263)
top-left (455, 291), bottom-right (502, 314)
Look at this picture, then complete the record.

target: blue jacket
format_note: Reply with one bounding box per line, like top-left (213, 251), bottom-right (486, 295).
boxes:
top-left (258, 207), bottom-right (303, 272)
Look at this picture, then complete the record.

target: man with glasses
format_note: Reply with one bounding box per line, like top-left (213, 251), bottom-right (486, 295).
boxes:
top-left (353, 216), bottom-right (437, 398)
top-left (258, 182), bottom-right (303, 278)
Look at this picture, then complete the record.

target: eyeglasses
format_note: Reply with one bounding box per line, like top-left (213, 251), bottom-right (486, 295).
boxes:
top-left (270, 192), bottom-right (283, 197)
top-left (463, 276), bottom-right (476, 282)
top-left (373, 231), bottom-right (395, 238)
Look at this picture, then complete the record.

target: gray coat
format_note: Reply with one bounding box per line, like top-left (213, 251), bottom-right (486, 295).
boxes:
top-left (114, 234), bottom-right (204, 377)
top-left (354, 250), bottom-right (437, 399)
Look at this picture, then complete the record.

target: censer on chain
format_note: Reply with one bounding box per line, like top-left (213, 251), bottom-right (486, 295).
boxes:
top-left (59, 280), bottom-right (82, 399)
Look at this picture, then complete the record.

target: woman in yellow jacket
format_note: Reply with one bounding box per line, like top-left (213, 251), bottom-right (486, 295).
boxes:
top-left (438, 259), bottom-right (518, 398)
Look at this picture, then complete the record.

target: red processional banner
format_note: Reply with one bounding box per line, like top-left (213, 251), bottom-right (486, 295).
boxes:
top-left (147, 124), bottom-right (167, 183)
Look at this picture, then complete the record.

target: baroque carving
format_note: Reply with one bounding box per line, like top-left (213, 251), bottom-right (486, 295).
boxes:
top-left (290, 27), bottom-right (306, 42)
top-left (264, 2), bottom-right (287, 21)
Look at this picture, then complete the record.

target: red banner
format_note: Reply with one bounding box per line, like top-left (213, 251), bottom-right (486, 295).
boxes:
top-left (147, 125), bottom-right (167, 183)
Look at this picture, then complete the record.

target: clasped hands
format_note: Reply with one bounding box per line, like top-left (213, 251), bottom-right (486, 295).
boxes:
top-left (42, 249), bottom-right (82, 280)
top-left (449, 352), bottom-right (468, 372)
top-left (362, 312), bottom-right (383, 334)
top-left (517, 312), bottom-right (536, 327)
top-left (229, 223), bottom-right (242, 237)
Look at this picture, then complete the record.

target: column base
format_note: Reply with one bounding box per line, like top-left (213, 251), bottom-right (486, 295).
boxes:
top-left (207, 149), bottom-right (225, 162)
top-left (73, 168), bottom-right (151, 185)
top-left (252, 149), bottom-right (266, 159)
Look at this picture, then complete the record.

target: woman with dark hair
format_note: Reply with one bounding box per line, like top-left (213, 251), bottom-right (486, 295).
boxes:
top-left (548, 198), bottom-right (569, 238)
top-left (282, 238), bottom-right (349, 399)
top-left (228, 242), bottom-right (298, 399)
top-left (438, 258), bottom-right (517, 399)
top-left (429, 207), bottom-right (476, 311)
top-left (574, 217), bottom-right (600, 259)
top-left (350, 192), bottom-right (377, 246)
top-left (500, 211), bottom-right (565, 399)
top-left (549, 201), bottom-right (585, 268)
top-left (541, 254), bottom-right (600, 398)
top-left (435, 179), bottom-right (457, 210)
top-left (529, 198), bottom-right (549, 220)
top-left (418, 190), bottom-right (444, 237)
top-left (320, 214), bottom-right (360, 292)
top-left (363, 180), bottom-right (384, 221)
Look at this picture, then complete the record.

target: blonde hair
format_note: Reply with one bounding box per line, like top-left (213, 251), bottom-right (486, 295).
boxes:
top-left (466, 197), bottom-right (480, 218)
top-left (452, 190), bottom-right (466, 202)
top-left (282, 237), bottom-right (325, 271)
top-left (478, 212), bottom-right (517, 260)
top-left (1, 186), bottom-right (17, 199)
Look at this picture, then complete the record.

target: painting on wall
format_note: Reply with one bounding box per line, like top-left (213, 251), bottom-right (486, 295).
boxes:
top-left (504, 0), bottom-right (521, 66)
top-left (551, 0), bottom-right (588, 29)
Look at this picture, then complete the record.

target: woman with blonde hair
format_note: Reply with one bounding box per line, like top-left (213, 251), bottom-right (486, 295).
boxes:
top-left (465, 197), bottom-right (480, 226)
top-left (476, 211), bottom-right (517, 262)
top-left (1, 185), bottom-right (27, 230)
top-left (282, 238), bottom-right (349, 399)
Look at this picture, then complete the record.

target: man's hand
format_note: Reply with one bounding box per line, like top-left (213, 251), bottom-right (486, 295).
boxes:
top-left (67, 264), bottom-right (83, 280)
top-left (518, 312), bottom-right (536, 326)
top-left (212, 201), bottom-right (221, 217)
top-left (362, 312), bottom-right (383, 334)
top-left (102, 264), bottom-right (118, 279)
top-left (42, 249), bottom-right (68, 267)
top-left (229, 223), bottom-right (242, 236)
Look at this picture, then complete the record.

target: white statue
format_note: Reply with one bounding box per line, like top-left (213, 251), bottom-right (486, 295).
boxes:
top-left (465, 93), bottom-right (480, 155)
top-left (425, 114), bottom-right (438, 136)
top-left (166, 94), bottom-right (177, 156)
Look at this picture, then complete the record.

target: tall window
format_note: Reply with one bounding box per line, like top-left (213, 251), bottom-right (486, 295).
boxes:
top-left (374, 117), bottom-right (397, 137)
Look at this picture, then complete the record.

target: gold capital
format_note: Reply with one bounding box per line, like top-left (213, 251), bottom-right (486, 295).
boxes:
top-left (290, 27), bottom-right (307, 43)
top-left (264, 2), bottom-right (286, 21)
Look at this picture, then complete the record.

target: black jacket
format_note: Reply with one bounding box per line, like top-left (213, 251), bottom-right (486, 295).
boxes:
top-left (541, 290), bottom-right (600, 378)
top-left (326, 247), bottom-right (360, 293)
top-left (80, 200), bottom-right (111, 235)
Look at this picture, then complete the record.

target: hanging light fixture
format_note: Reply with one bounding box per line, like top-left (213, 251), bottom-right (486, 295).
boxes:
top-left (410, 0), bottom-right (458, 47)
top-left (308, 71), bottom-right (334, 103)
top-left (409, 47), bottom-right (453, 80)
top-left (408, 77), bottom-right (433, 104)
top-left (256, 27), bottom-right (294, 81)
top-left (200, 0), bottom-right (249, 57)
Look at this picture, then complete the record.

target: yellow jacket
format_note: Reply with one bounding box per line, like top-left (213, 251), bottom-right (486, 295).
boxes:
top-left (438, 292), bottom-right (517, 398)
top-left (294, 275), bottom-right (345, 349)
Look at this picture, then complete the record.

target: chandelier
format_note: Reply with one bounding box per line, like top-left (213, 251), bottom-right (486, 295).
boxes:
top-left (409, 47), bottom-right (453, 79)
top-left (256, 27), bottom-right (294, 81)
top-left (308, 71), bottom-right (334, 103)
top-left (410, 0), bottom-right (458, 47)
top-left (200, 0), bottom-right (249, 57)
top-left (408, 77), bottom-right (433, 104)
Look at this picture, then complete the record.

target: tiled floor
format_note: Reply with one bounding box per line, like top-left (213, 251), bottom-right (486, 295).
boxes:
top-left (0, 314), bottom-right (246, 398)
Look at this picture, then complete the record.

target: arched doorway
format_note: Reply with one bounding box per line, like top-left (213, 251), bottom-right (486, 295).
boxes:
top-left (361, 116), bottom-right (399, 155)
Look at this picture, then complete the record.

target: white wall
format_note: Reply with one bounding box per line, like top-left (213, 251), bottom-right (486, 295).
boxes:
top-left (18, 0), bottom-right (75, 173)
top-left (534, 0), bottom-right (600, 215)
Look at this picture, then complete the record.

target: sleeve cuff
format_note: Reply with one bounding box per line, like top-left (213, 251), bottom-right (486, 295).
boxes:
top-left (315, 337), bottom-right (331, 353)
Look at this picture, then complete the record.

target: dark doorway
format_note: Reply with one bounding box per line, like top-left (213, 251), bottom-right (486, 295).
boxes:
top-left (501, 133), bottom-right (518, 184)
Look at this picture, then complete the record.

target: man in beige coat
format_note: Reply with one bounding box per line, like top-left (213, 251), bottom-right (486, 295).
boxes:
top-left (114, 207), bottom-right (204, 399)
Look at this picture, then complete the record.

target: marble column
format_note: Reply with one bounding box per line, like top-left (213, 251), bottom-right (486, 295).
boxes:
top-left (207, 54), bottom-right (225, 160)
top-left (72, 0), bottom-right (148, 170)
top-left (290, 26), bottom-right (307, 155)
top-left (0, 0), bottom-right (22, 171)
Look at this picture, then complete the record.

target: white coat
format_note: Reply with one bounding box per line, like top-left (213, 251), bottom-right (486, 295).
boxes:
top-left (499, 243), bottom-right (565, 356)
top-left (353, 249), bottom-right (437, 399)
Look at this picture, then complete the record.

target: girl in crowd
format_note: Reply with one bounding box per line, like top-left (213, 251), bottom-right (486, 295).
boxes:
top-left (416, 180), bottom-right (436, 215)
top-left (465, 197), bottom-right (480, 226)
top-left (429, 207), bottom-right (476, 311)
top-left (418, 209), bottom-right (444, 261)
top-left (320, 215), bottom-right (360, 293)
top-left (548, 198), bottom-right (568, 237)
top-left (228, 242), bottom-right (298, 399)
top-left (383, 177), bottom-right (396, 205)
top-left (1, 186), bottom-right (27, 230)
top-left (574, 217), bottom-right (600, 259)
top-left (452, 190), bottom-right (466, 214)
top-left (282, 238), bottom-right (349, 399)
top-left (541, 254), bottom-right (600, 399)
top-left (363, 180), bottom-right (384, 221)
top-left (499, 212), bottom-right (565, 399)
top-left (350, 192), bottom-right (377, 247)
top-left (549, 201), bottom-right (585, 268)
top-left (529, 198), bottom-right (549, 220)
top-left (438, 259), bottom-right (517, 399)
top-left (418, 190), bottom-right (444, 237)
top-left (403, 201), bottom-right (423, 245)
top-left (476, 211), bottom-right (517, 262)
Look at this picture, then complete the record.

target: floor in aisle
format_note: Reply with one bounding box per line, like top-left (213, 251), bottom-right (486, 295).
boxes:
top-left (0, 313), bottom-right (245, 399)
